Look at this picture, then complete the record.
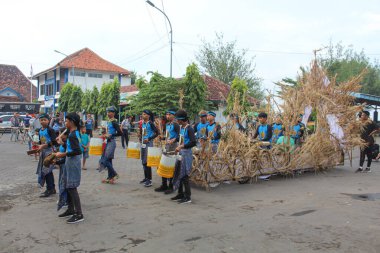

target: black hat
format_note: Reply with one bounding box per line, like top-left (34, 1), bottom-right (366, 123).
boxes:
top-left (258, 112), bottom-right (268, 118)
top-left (39, 113), bottom-right (50, 120)
top-left (66, 113), bottom-right (81, 128)
top-left (175, 109), bottom-right (188, 120)
top-left (166, 108), bottom-right (177, 115)
top-left (143, 109), bottom-right (154, 121)
top-left (362, 111), bottom-right (370, 116)
top-left (106, 106), bottom-right (117, 112)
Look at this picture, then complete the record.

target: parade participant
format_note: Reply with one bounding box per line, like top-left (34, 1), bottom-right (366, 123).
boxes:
top-left (80, 125), bottom-right (90, 170)
top-left (171, 109), bottom-right (196, 204)
top-left (101, 106), bottom-right (122, 184)
top-left (55, 113), bottom-right (84, 224)
top-left (272, 115), bottom-right (284, 143)
top-left (55, 128), bottom-right (69, 211)
top-left (31, 128), bottom-right (40, 160)
top-left (23, 113), bottom-right (32, 128)
top-left (206, 111), bottom-right (221, 153)
top-left (194, 110), bottom-right (208, 146)
top-left (35, 113), bottom-right (57, 198)
top-left (140, 110), bottom-right (159, 187)
top-left (85, 114), bottom-right (94, 137)
top-left (231, 114), bottom-right (245, 132)
top-left (120, 116), bottom-right (130, 149)
top-left (356, 111), bottom-right (380, 173)
top-left (155, 108), bottom-right (180, 194)
top-left (291, 114), bottom-right (306, 146)
top-left (253, 112), bottom-right (273, 147)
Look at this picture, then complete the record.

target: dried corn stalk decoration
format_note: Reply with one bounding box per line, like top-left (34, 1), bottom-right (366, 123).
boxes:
top-left (190, 59), bottom-right (365, 189)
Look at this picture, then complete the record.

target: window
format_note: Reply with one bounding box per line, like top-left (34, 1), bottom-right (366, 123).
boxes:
top-left (88, 73), bottom-right (103, 78)
top-left (40, 84), bottom-right (45, 95)
top-left (70, 71), bottom-right (85, 77)
top-left (110, 74), bottom-right (115, 79)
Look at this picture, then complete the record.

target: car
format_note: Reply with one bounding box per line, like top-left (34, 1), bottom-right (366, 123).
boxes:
top-left (0, 115), bottom-right (26, 128)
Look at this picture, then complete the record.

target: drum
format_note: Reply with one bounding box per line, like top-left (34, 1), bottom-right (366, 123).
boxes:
top-left (89, 138), bottom-right (103, 156)
top-left (127, 141), bottom-right (141, 159)
top-left (147, 147), bottom-right (162, 167)
top-left (157, 155), bottom-right (177, 178)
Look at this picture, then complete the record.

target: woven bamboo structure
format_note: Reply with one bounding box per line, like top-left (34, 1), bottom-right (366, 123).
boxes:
top-left (190, 59), bottom-right (365, 189)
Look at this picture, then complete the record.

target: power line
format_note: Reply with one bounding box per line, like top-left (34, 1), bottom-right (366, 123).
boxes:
top-left (161, 0), bottom-right (170, 44)
top-left (116, 34), bottom-right (167, 64)
top-left (145, 3), bottom-right (162, 40)
top-left (120, 44), bottom-right (168, 65)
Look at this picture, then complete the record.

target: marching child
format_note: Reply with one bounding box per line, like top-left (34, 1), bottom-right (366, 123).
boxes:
top-left (155, 108), bottom-right (180, 194)
top-left (55, 113), bottom-right (84, 224)
top-left (80, 125), bottom-right (90, 170)
top-left (36, 113), bottom-right (57, 198)
top-left (254, 112), bottom-right (273, 148)
top-left (140, 110), bottom-right (159, 187)
top-left (101, 106), bottom-right (122, 183)
top-left (271, 115), bottom-right (284, 144)
top-left (32, 128), bottom-right (40, 160)
top-left (206, 111), bottom-right (221, 153)
top-left (193, 110), bottom-right (209, 147)
top-left (171, 109), bottom-right (196, 204)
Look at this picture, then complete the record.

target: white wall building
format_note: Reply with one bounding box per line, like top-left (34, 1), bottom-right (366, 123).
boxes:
top-left (33, 48), bottom-right (131, 113)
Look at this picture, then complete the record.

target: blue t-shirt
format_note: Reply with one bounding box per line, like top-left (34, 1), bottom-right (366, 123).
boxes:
top-left (81, 133), bottom-right (89, 146)
top-left (291, 123), bottom-right (305, 139)
top-left (195, 122), bottom-right (208, 139)
top-left (206, 123), bottom-right (220, 144)
top-left (39, 128), bottom-right (52, 145)
top-left (142, 121), bottom-right (156, 141)
top-left (85, 119), bottom-right (93, 130)
top-left (272, 123), bottom-right (284, 142)
top-left (107, 119), bottom-right (117, 136)
top-left (67, 130), bottom-right (82, 153)
top-left (23, 116), bottom-right (31, 126)
top-left (166, 123), bottom-right (179, 140)
top-left (257, 125), bottom-right (270, 141)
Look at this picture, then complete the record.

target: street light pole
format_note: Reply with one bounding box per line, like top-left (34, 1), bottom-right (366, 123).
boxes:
top-left (146, 0), bottom-right (173, 78)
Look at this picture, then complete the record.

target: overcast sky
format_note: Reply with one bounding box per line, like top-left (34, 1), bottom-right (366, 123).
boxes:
top-left (1, 0), bottom-right (379, 93)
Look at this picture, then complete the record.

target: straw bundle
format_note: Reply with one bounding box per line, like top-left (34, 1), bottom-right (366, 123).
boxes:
top-left (190, 58), bottom-right (365, 189)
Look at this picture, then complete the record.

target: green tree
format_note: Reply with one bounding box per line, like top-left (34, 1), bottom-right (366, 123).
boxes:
top-left (68, 86), bottom-right (83, 112)
top-left (225, 77), bottom-right (250, 115)
top-left (129, 72), bottom-right (184, 115)
top-left (196, 32), bottom-right (263, 99)
top-left (58, 82), bottom-right (74, 112)
top-left (88, 86), bottom-right (99, 114)
top-left (98, 79), bottom-right (121, 116)
top-left (81, 89), bottom-right (91, 113)
top-left (183, 63), bottom-right (207, 120)
top-left (320, 42), bottom-right (380, 95)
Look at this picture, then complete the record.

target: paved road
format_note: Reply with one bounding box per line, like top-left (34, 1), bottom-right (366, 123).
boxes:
top-left (1, 135), bottom-right (380, 253)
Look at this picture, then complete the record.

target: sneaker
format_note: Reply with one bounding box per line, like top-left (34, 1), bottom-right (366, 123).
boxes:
top-left (178, 197), bottom-right (192, 204)
top-left (164, 188), bottom-right (174, 194)
top-left (144, 180), bottom-right (152, 187)
top-left (102, 178), bottom-right (110, 184)
top-left (154, 185), bottom-right (168, 192)
top-left (355, 167), bottom-right (363, 173)
top-left (364, 167), bottom-right (371, 173)
top-left (58, 210), bottom-right (75, 219)
top-left (66, 214), bottom-right (84, 224)
top-left (114, 174), bottom-right (119, 180)
top-left (171, 194), bottom-right (184, 201)
top-left (139, 178), bottom-right (147, 184)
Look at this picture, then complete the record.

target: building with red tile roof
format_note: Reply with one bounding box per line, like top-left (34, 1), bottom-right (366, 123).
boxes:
top-left (0, 64), bottom-right (37, 103)
top-left (33, 48), bottom-right (131, 112)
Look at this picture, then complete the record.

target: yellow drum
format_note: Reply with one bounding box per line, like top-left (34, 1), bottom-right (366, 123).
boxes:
top-left (127, 141), bottom-right (141, 159)
top-left (89, 138), bottom-right (103, 156)
top-left (147, 147), bottom-right (162, 167)
top-left (157, 155), bottom-right (177, 178)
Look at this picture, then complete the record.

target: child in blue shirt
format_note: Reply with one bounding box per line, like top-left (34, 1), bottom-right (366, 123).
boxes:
top-left (80, 125), bottom-right (90, 170)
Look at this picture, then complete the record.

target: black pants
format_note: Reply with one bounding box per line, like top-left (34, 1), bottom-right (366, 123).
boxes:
top-left (360, 146), bottom-right (373, 168)
top-left (121, 129), bottom-right (129, 148)
top-left (45, 172), bottom-right (55, 191)
top-left (178, 175), bottom-right (191, 198)
top-left (67, 188), bottom-right (82, 215)
top-left (143, 164), bottom-right (152, 180)
top-left (86, 129), bottom-right (93, 138)
top-left (162, 177), bottom-right (173, 188)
